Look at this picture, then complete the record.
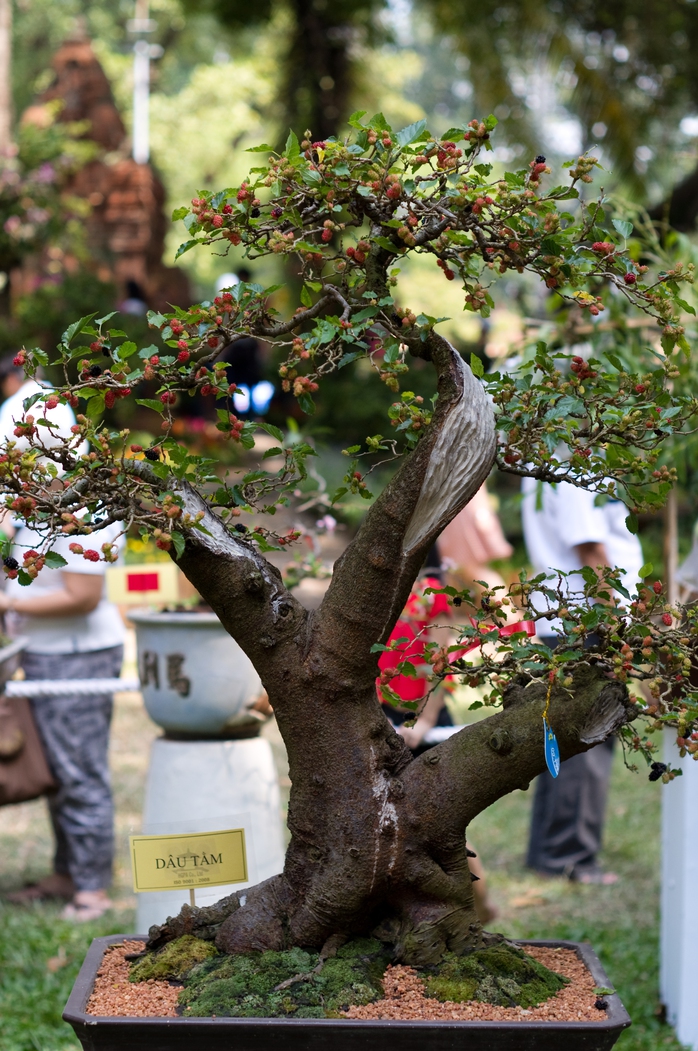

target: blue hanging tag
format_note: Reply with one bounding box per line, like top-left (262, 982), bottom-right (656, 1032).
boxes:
top-left (543, 718), bottom-right (560, 778)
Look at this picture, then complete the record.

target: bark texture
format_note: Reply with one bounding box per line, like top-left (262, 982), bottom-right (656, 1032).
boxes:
top-left (154, 334), bottom-right (637, 966)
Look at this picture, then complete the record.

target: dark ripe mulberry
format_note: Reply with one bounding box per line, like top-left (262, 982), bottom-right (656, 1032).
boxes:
top-left (102, 346), bottom-right (111, 357)
top-left (453, 597), bottom-right (463, 607)
top-left (594, 999), bottom-right (608, 1011)
top-left (535, 154), bottom-right (546, 164)
top-left (649, 761), bottom-right (667, 782)
top-left (250, 207), bottom-right (260, 218)
top-left (89, 364), bottom-right (102, 377)
top-left (234, 524), bottom-right (248, 534)
top-left (3, 556), bottom-right (18, 570)
top-left (144, 448), bottom-right (160, 461)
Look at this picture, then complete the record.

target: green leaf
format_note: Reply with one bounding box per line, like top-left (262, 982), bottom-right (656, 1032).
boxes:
top-left (174, 238), bottom-right (204, 260)
top-left (136, 398), bottom-right (165, 413)
top-left (300, 285), bottom-right (312, 307)
top-left (171, 531), bottom-right (185, 560)
top-left (259, 422), bottom-right (284, 442)
top-left (541, 237), bottom-right (562, 254)
top-left (245, 143), bottom-right (276, 153)
top-left (86, 393), bottom-right (105, 419)
top-left (300, 167), bottom-right (322, 185)
top-left (297, 392), bottom-right (316, 415)
top-left (22, 392), bottom-right (43, 412)
top-left (396, 119), bottom-right (428, 148)
top-left (338, 351), bottom-right (361, 369)
top-left (675, 297), bottom-right (696, 316)
top-left (356, 184), bottom-right (372, 197)
top-left (347, 110), bottom-right (368, 129)
top-left (373, 236), bottom-right (398, 252)
top-left (612, 218), bottom-right (633, 239)
top-left (114, 341), bottom-right (137, 361)
top-left (148, 460), bottom-right (170, 479)
top-left (638, 562), bottom-right (654, 578)
top-left (469, 353), bottom-right (484, 378)
top-left (367, 112), bottom-right (392, 133)
top-left (171, 206), bottom-right (189, 221)
top-left (625, 512), bottom-right (639, 535)
top-left (95, 311), bottom-right (118, 326)
top-left (44, 551), bottom-right (68, 569)
top-left (17, 570), bottom-right (33, 587)
top-left (285, 130), bottom-right (300, 161)
top-left (61, 313), bottom-right (98, 346)
top-left (581, 566), bottom-right (598, 587)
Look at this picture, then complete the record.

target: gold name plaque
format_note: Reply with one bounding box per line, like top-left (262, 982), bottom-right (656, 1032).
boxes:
top-left (129, 828), bottom-right (248, 893)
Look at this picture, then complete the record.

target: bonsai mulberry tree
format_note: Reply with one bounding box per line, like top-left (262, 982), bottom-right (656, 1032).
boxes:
top-left (5, 113), bottom-right (698, 966)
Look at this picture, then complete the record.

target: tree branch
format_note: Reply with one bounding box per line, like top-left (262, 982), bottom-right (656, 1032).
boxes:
top-left (169, 481), bottom-right (309, 702)
top-left (402, 663), bottom-right (636, 843)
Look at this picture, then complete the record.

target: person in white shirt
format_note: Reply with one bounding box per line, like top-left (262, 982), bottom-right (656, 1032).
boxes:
top-left (521, 476), bottom-right (643, 884)
top-left (0, 355), bottom-right (125, 920)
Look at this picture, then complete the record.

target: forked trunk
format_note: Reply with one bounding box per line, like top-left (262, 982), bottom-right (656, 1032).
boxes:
top-left (148, 334), bottom-right (636, 965)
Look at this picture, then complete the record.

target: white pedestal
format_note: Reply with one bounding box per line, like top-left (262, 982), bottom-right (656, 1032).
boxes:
top-left (135, 736), bottom-right (285, 934)
top-left (660, 732), bottom-right (698, 1049)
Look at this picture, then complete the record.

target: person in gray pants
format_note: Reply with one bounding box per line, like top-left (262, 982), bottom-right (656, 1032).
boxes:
top-left (0, 354), bottom-right (126, 919)
top-left (521, 476), bottom-right (643, 884)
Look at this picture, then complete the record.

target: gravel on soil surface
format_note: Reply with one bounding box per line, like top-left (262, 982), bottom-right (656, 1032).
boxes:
top-left (344, 947), bottom-right (606, 1021)
top-left (86, 941), bottom-right (179, 1017)
top-left (86, 942), bottom-right (605, 1022)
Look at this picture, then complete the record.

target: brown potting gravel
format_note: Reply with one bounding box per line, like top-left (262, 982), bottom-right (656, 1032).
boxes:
top-left (86, 941), bottom-right (604, 1022)
top-left (86, 941), bottom-right (180, 1017)
top-left (344, 947), bottom-right (605, 1022)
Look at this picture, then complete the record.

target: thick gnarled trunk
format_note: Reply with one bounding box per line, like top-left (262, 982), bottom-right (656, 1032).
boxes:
top-left (153, 335), bottom-right (636, 966)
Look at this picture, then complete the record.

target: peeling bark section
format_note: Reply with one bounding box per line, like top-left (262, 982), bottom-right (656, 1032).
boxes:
top-left (402, 349), bottom-right (496, 554)
top-left (309, 334), bottom-right (496, 694)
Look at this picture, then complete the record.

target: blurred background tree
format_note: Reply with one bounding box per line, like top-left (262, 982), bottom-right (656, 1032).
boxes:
top-left (4, 0), bottom-right (698, 548)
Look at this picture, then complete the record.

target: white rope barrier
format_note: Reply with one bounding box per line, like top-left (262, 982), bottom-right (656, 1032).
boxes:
top-left (5, 678), bottom-right (141, 698)
top-left (2, 681), bottom-right (468, 733)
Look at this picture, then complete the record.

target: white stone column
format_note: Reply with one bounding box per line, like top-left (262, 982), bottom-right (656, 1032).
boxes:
top-left (660, 731), bottom-right (698, 1049)
top-left (135, 736), bottom-right (286, 934)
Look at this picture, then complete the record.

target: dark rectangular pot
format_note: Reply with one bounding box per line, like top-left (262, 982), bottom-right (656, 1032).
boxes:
top-left (63, 934), bottom-right (630, 1051)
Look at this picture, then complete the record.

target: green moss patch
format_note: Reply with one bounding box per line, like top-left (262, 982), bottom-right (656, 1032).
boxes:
top-left (128, 937), bottom-right (566, 1017)
top-left (129, 935), bottom-right (217, 982)
top-left (177, 938), bottom-right (389, 1018)
top-left (421, 946), bottom-right (568, 1009)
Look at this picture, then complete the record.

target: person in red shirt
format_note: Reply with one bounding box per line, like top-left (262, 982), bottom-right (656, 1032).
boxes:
top-left (377, 574), bottom-right (453, 752)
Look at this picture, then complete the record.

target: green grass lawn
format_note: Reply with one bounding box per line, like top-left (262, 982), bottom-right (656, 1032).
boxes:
top-left (0, 686), bottom-right (686, 1050)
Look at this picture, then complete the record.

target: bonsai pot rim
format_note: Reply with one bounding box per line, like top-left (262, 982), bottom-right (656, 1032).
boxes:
top-left (63, 934), bottom-right (631, 1051)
